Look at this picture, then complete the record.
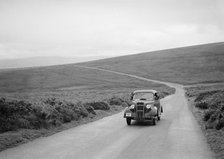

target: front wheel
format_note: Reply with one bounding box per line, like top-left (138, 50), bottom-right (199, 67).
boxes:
top-left (126, 118), bottom-right (131, 125)
top-left (152, 118), bottom-right (156, 125)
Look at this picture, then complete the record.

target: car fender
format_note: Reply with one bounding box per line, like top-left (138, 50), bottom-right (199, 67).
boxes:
top-left (124, 107), bottom-right (130, 112)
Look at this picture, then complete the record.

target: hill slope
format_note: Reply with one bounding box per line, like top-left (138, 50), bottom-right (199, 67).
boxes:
top-left (0, 42), bottom-right (223, 94)
top-left (81, 42), bottom-right (224, 84)
top-left (0, 42), bottom-right (223, 154)
top-left (0, 56), bottom-right (107, 69)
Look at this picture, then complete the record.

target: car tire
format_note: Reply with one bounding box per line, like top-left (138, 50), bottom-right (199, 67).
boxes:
top-left (126, 118), bottom-right (131, 125)
top-left (152, 118), bottom-right (156, 125)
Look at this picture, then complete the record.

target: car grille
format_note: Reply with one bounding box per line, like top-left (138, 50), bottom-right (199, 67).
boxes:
top-left (136, 102), bottom-right (144, 118)
top-left (137, 102), bottom-right (144, 111)
top-left (137, 105), bottom-right (144, 111)
top-left (137, 112), bottom-right (143, 118)
top-left (137, 102), bottom-right (144, 105)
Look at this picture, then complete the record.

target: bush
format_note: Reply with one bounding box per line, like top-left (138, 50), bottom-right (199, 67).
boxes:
top-left (209, 113), bottom-right (218, 123)
top-left (193, 90), bottom-right (224, 131)
top-left (195, 102), bottom-right (209, 109)
top-left (204, 110), bottom-right (215, 121)
top-left (221, 105), bottom-right (224, 111)
top-left (203, 110), bottom-right (224, 130)
top-left (88, 102), bottom-right (110, 110)
top-left (0, 97), bottom-right (98, 133)
top-left (0, 95), bottom-right (131, 133)
top-left (44, 98), bottom-right (57, 106)
top-left (216, 118), bottom-right (224, 130)
top-left (121, 102), bottom-right (129, 107)
top-left (194, 91), bottom-right (216, 102)
top-left (0, 98), bottom-right (34, 132)
top-left (83, 103), bottom-right (96, 115)
top-left (108, 97), bottom-right (124, 105)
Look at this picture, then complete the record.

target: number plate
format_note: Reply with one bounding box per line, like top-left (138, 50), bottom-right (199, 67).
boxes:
top-left (126, 113), bottom-right (132, 117)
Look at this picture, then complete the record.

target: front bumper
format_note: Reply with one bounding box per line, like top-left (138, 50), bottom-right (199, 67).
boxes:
top-left (124, 111), bottom-right (157, 120)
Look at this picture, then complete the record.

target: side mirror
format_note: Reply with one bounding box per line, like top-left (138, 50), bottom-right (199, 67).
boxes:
top-left (154, 93), bottom-right (160, 100)
top-left (130, 92), bottom-right (134, 100)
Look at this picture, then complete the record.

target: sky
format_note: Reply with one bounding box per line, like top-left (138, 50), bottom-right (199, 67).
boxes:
top-left (0, 0), bottom-right (224, 59)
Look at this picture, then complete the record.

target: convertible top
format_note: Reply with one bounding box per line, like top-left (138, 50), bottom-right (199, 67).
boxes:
top-left (133, 90), bottom-right (158, 94)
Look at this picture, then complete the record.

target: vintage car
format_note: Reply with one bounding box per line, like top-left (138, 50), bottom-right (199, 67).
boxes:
top-left (124, 90), bottom-right (163, 125)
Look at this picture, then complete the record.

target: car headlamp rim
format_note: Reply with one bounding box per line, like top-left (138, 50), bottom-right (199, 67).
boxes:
top-left (129, 104), bottom-right (135, 109)
top-left (146, 104), bottom-right (153, 109)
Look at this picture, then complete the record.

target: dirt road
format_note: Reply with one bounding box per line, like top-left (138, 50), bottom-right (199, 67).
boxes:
top-left (0, 67), bottom-right (214, 159)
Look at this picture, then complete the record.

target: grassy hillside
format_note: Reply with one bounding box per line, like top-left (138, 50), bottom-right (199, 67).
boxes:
top-left (0, 65), bottom-right (166, 93)
top-left (0, 65), bottom-right (173, 102)
top-left (1, 42), bottom-right (223, 151)
top-left (0, 63), bottom-right (174, 151)
top-left (0, 42), bottom-right (223, 94)
top-left (81, 42), bottom-right (224, 85)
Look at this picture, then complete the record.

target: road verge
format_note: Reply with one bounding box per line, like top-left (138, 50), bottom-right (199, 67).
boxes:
top-left (185, 86), bottom-right (224, 159)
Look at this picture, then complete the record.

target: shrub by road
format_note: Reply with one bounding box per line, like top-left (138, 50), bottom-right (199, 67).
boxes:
top-left (186, 88), bottom-right (224, 159)
top-left (0, 97), bottom-right (130, 133)
top-left (194, 90), bottom-right (224, 130)
top-left (0, 96), bottom-right (130, 151)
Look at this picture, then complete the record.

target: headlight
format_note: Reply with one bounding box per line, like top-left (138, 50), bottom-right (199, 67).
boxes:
top-left (146, 104), bottom-right (152, 109)
top-left (129, 104), bottom-right (135, 109)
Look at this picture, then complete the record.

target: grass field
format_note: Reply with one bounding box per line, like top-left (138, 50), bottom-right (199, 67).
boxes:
top-left (0, 65), bottom-right (174, 105)
top-left (81, 42), bottom-right (224, 85)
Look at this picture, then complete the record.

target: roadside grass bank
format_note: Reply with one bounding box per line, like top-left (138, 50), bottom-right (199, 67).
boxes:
top-left (0, 96), bottom-right (129, 151)
top-left (185, 85), bottom-right (224, 159)
top-left (0, 87), bottom-right (174, 152)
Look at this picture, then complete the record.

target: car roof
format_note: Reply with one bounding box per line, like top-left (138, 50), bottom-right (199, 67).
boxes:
top-left (133, 90), bottom-right (158, 94)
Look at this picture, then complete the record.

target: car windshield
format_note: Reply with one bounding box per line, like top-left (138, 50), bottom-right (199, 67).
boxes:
top-left (133, 92), bottom-right (154, 101)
